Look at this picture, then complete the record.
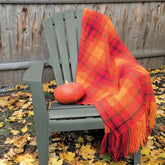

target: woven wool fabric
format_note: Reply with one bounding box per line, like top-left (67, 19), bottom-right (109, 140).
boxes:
top-left (76, 9), bottom-right (157, 161)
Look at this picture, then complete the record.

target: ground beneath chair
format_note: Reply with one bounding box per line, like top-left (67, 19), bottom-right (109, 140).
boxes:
top-left (0, 67), bottom-right (165, 165)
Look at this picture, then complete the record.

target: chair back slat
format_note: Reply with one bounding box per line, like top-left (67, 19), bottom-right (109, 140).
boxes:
top-left (64, 9), bottom-right (82, 81)
top-left (52, 13), bottom-right (72, 83)
top-left (75, 10), bottom-right (83, 46)
top-left (42, 18), bottom-right (63, 86)
top-left (42, 9), bottom-right (83, 86)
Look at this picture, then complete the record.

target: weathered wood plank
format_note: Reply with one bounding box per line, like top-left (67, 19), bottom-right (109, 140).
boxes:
top-left (0, 0), bottom-right (165, 4)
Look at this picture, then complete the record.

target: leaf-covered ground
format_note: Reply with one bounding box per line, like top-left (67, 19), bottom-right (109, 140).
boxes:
top-left (0, 66), bottom-right (165, 165)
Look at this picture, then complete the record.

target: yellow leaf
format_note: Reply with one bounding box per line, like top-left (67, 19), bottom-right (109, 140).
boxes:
top-left (15, 84), bottom-right (28, 90)
top-left (28, 111), bottom-right (34, 116)
top-left (159, 152), bottom-right (165, 158)
top-left (0, 122), bottom-right (4, 128)
top-left (14, 153), bottom-right (35, 164)
top-left (78, 136), bottom-right (84, 143)
top-left (60, 152), bottom-right (75, 163)
top-left (0, 159), bottom-right (13, 165)
top-left (14, 147), bottom-right (24, 154)
top-left (110, 160), bottom-right (127, 165)
top-left (6, 116), bottom-right (17, 122)
top-left (0, 99), bottom-right (8, 108)
top-left (13, 134), bottom-right (28, 148)
top-left (11, 129), bottom-right (20, 135)
top-left (21, 125), bottom-right (28, 133)
top-left (9, 97), bottom-right (18, 105)
top-left (80, 144), bottom-right (96, 160)
top-left (43, 83), bottom-right (49, 92)
top-left (47, 88), bottom-right (54, 93)
top-left (94, 161), bottom-right (107, 165)
top-left (15, 100), bottom-right (26, 107)
top-left (50, 80), bottom-right (56, 86)
top-left (141, 147), bottom-right (151, 155)
top-left (22, 101), bottom-right (32, 110)
top-left (8, 104), bottom-right (15, 110)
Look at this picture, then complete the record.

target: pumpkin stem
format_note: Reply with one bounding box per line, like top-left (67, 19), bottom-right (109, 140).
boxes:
top-left (65, 80), bottom-right (69, 84)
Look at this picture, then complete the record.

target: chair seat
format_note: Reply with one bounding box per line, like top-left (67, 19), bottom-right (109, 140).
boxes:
top-left (48, 103), bottom-right (104, 133)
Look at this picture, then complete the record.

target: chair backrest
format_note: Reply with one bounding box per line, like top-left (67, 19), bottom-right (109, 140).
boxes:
top-left (42, 9), bottom-right (84, 86)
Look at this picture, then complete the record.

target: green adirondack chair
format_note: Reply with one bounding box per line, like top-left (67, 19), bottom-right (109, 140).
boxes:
top-left (23, 9), bottom-right (141, 165)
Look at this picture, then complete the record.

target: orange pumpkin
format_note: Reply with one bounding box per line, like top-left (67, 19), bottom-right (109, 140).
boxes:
top-left (54, 81), bottom-right (84, 104)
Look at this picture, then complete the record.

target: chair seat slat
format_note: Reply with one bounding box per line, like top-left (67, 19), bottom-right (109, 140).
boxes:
top-left (49, 103), bottom-right (101, 119)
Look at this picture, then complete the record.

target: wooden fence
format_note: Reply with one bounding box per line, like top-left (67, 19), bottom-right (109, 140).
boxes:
top-left (0, 0), bottom-right (165, 86)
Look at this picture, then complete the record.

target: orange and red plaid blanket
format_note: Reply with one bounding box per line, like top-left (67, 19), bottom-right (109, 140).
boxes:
top-left (76, 9), bottom-right (157, 161)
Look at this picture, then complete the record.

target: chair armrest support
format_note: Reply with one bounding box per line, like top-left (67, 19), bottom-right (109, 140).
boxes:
top-left (23, 61), bottom-right (49, 128)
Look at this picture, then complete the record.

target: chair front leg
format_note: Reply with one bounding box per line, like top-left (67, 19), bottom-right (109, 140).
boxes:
top-left (133, 149), bottom-right (141, 165)
top-left (30, 82), bottom-right (49, 165)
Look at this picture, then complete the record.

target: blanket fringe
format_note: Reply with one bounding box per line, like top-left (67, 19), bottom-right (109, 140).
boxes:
top-left (101, 130), bottom-right (129, 161)
top-left (100, 101), bottom-right (157, 161)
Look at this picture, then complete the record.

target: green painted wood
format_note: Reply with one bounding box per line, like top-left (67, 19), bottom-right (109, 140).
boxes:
top-left (23, 62), bottom-right (45, 83)
top-left (64, 9), bottom-right (79, 81)
top-left (42, 18), bottom-right (63, 86)
top-left (49, 117), bottom-right (104, 133)
top-left (30, 81), bottom-right (49, 165)
top-left (75, 9), bottom-right (83, 46)
top-left (49, 103), bottom-right (101, 119)
top-left (52, 13), bottom-right (72, 82)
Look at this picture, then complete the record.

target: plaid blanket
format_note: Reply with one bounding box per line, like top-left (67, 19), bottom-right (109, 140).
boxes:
top-left (76, 9), bottom-right (157, 161)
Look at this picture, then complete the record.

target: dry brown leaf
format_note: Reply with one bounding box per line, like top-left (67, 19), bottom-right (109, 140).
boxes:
top-left (4, 148), bottom-right (16, 159)
top-left (30, 137), bottom-right (37, 146)
top-left (15, 100), bottom-right (26, 107)
top-left (49, 153), bottom-right (63, 165)
top-left (13, 134), bottom-right (28, 148)
top-left (159, 125), bottom-right (165, 133)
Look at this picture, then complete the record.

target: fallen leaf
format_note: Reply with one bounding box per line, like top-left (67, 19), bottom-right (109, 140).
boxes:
top-left (14, 153), bottom-right (36, 164)
top-left (159, 125), bottom-right (165, 133)
top-left (21, 125), bottom-right (28, 133)
top-left (15, 100), bottom-right (26, 107)
top-left (0, 122), bottom-right (4, 128)
top-left (0, 159), bottom-right (13, 165)
top-left (13, 134), bottom-right (28, 148)
top-left (15, 84), bottom-right (28, 90)
top-left (22, 101), bottom-right (32, 110)
top-left (14, 148), bottom-right (24, 154)
top-left (80, 144), bottom-right (96, 160)
top-left (0, 99), bottom-right (8, 108)
top-left (5, 148), bottom-right (16, 159)
top-left (78, 136), bottom-right (84, 143)
top-left (43, 83), bottom-right (49, 92)
top-left (11, 129), bottom-right (20, 135)
top-left (30, 137), bottom-right (37, 146)
top-left (49, 153), bottom-right (63, 165)
top-left (60, 152), bottom-right (75, 163)
top-left (141, 147), bottom-right (151, 155)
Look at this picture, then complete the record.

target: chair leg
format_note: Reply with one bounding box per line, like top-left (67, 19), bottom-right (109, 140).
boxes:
top-left (36, 131), bottom-right (49, 165)
top-left (133, 148), bottom-right (141, 165)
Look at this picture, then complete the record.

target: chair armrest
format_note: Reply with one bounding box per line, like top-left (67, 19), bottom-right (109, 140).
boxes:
top-left (23, 61), bottom-right (45, 85)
